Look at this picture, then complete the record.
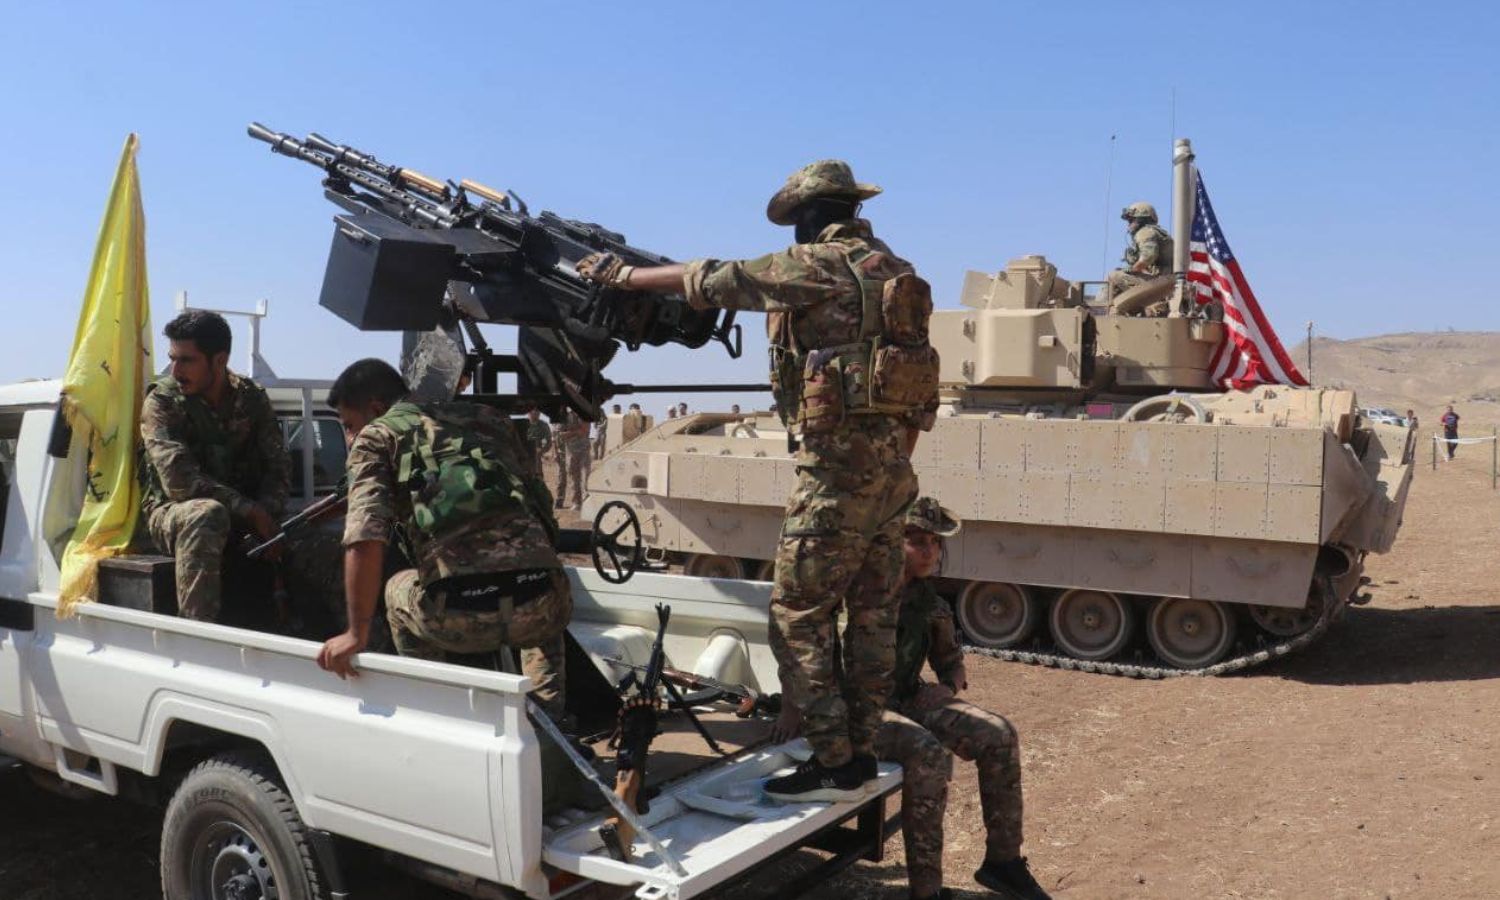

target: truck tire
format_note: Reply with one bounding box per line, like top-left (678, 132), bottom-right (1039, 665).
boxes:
top-left (161, 751), bottom-right (330, 900)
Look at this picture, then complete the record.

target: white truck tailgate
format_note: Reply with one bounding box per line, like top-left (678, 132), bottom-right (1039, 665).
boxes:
top-left (544, 744), bottom-right (900, 900)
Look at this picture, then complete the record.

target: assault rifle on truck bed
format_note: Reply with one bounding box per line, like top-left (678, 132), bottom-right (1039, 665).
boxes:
top-left (247, 124), bottom-right (747, 419)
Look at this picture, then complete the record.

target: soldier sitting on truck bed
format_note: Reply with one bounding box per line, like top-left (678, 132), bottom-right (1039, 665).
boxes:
top-left (1106, 201), bottom-right (1175, 317)
top-left (773, 498), bottom-right (1049, 900)
top-left (315, 359), bottom-right (571, 723)
top-left (139, 310), bottom-right (291, 622)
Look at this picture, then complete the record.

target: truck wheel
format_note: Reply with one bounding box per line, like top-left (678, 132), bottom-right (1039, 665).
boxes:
top-left (161, 751), bottom-right (330, 900)
top-left (684, 554), bottom-right (746, 580)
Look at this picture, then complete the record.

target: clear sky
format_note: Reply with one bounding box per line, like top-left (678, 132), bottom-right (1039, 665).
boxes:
top-left (2, 1), bottom-right (1496, 418)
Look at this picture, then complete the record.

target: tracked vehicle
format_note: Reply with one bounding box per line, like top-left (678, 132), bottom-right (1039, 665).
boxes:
top-left (584, 142), bottom-right (1415, 676)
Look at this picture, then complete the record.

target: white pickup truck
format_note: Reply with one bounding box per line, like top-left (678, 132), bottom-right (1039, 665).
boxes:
top-left (0, 380), bottom-right (902, 900)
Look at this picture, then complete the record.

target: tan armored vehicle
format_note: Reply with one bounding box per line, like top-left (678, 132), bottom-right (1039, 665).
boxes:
top-left (584, 142), bottom-right (1414, 675)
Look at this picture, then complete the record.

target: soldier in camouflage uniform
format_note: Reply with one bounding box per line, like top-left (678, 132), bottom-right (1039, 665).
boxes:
top-left (523, 407), bottom-right (551, 475)
top-left (140, 311), bottom-right (291, 621)
top-left (622, 403), bottom-right (647, 443)
top-left (593, 405), bottom-right (618, 460)
top-left (1106, 201), bottom-right (1176, 317)
top-left (770, 498), bottom-right (1048, 900)
top-left (315, 359), bottom-right (569, 721)
top-left (553, 409), bottom-right (591, 510)
top-left (578, 160), bottom-right (939, 800)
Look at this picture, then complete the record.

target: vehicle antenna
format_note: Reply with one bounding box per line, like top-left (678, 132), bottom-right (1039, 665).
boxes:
top-left (1102, 133), bottom-right (1117, 280)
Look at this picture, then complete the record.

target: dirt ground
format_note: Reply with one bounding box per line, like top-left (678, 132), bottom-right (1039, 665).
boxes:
top-left (5, 443), bottom-right (1500, 899)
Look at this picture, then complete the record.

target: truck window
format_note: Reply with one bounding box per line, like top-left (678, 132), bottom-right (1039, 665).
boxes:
top-left (282, 416), bottom-right (347, 497)
top-left (0, 412), bottom-right (23, 554)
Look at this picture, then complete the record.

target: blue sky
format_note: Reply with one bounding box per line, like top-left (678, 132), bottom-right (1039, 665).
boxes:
top-left (2, 1), bottom-right (1496, 417)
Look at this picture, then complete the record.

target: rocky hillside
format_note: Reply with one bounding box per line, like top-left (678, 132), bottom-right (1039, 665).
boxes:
top-left (1290, 331), bottom-right (1500, 423)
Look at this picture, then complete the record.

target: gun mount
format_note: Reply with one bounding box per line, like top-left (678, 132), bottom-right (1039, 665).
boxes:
top-left (248, 123), bottom-right (744, 419)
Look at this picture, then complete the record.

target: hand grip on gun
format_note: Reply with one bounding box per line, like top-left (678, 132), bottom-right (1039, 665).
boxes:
top-left (245, 489), bottom-right (349, 561)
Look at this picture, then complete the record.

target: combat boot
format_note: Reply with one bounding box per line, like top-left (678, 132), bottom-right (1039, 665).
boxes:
top-left (974, 856), bottom-right (1050, 899)
top-left (853, 752), bottom-right (879, 790)
top-left (763, 756), bottom-right (865, 802)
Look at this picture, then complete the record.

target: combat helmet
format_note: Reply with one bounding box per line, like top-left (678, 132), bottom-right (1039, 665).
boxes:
top-left (904, 496), bottom-right (962, 536)
top-left (766, 160), bottom-right (882, 225)
top-left (1121, 201), bottom-right (1159, 224)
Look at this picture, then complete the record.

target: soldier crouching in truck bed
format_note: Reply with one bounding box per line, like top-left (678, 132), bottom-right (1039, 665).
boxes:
top-left (139, 310), bottom-right (291, 622)
top-left (315, 359), bottom-right (571, 723)
top-left (773, 498), bottom-right (1049, 900)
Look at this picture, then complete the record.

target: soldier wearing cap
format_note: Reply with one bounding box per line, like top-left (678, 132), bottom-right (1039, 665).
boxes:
top-left (575, 160), bottom-right (940, 801)
top-left (772, 497), bottom-right (1049, 900)
top-left (1107, 201), bottom-right (1175, 317)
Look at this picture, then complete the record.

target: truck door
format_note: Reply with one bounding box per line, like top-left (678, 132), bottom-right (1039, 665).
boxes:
top-left (0, 411), bottom-right (47, 726)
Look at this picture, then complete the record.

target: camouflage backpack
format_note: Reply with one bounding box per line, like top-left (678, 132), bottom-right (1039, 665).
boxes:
top-left (374, 401), bottom-right (559, 553)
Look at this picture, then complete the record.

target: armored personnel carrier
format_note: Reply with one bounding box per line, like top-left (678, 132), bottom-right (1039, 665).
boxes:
top-left (584, 142), bottom-right (1414, 677)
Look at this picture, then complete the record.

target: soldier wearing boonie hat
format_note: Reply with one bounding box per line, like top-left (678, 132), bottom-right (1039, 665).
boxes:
top-left (576, 159), bottom-right (941, 802)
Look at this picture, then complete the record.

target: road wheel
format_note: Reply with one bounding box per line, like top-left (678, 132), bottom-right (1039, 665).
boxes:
top-left (955, 581), bottom-right (1040, 649)
top-left (1049, 590), bottom-right (1135, 661)
top-left (1147, 598), bottom-right (1238, 668)
top-left (683, 554), bottom-right (746, 580)
top-left (161, 751), bottom-right (330, 900)
top-left (754, 559), bottom-right (777, 582)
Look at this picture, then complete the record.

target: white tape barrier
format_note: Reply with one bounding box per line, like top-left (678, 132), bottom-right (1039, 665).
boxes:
top-left (1433, 435), bottom-right (1497, 445)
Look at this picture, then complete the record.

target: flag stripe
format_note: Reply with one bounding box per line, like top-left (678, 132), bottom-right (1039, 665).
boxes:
top-left (1188, 172), bottom-right (1307, 390)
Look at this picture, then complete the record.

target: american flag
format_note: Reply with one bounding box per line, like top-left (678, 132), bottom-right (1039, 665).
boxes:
top-left (1186, 172), bottom-right (1308, 389)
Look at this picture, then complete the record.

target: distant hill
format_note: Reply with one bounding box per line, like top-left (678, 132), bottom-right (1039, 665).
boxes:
top-left (1288, 331), bottom-right (1500, 422)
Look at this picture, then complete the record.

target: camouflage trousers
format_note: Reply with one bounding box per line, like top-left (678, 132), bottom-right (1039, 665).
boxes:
top-left (1106, 269), bottom-right (1172, 317)
top-left (147, 499), bottom-right (230, 621)
top-left (881, 681), bottom-right (1025, 895)
top-left (769, 417), bottom-right (918, 767)
top-left (555, 448), bottom-right (591, 508)
top-left (384, 567), bottom-right (572, 720)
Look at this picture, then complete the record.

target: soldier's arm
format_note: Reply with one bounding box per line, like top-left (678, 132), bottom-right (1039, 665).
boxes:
top-left (250, 387), bottom-right (292, 517)
top-left (927, 596), bottom-right (969, 692)
top-left (1131, 235), bottom-right (1163, 274)
top-left (682, 246), bottom-right (848, 312)
top-left (320, 427), bottom-right (399, 677)
top-left (140, 392), bottom-right (254, 517)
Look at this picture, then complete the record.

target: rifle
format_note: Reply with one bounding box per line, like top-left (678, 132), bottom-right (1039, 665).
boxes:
top-left (601, 656), bottom-right (781, 720)
top-left (245, 482), bottom-right (349, 561)
top-left (599, 603), bottom-right (670, 863)
top-left (247, 124), bottom-right (744, 419)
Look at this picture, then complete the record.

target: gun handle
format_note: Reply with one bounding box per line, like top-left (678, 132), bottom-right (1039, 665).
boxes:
top-left (601, 769), bottom-right (643, 861)
top-left (397, 167), bottom-right (447, 198)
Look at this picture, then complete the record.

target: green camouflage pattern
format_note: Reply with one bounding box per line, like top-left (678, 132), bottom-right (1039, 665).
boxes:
top-left (765, 159), bottom-right (882, 225)
top-left (146, 498), bottom-right (230, 620)
top-left (904, 496), bottom-right (962, 536)
top-left (891, 579), bottom-right (968, 704)
top-left (768, 414), bottom-right (919, 766)
top-left (139, 371), bottom-right (291, 522)
top-left (876, 709), bottom-right (954, 898)
top-left (683, 220), bottom-right (938, 432)
top-left (385, 567), bottom-right (571, 719)
top-left (891, 682), bottom-right (1025, 865)
top-left (343, 400), bottom-right (560, 588)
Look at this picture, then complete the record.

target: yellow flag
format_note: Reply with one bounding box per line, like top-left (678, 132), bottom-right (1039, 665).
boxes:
top-left (57, 134), bottom-right (153, 615)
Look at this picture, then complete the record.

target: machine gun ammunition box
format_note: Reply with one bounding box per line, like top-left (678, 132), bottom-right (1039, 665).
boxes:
top-left (319, 211), bottom-right (456, 331)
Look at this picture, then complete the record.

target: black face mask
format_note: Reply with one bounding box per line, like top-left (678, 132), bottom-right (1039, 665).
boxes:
top-left (793, 198), bottom-right (858, 244)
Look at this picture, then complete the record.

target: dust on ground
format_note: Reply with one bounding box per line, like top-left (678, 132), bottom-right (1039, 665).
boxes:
top-left (5, 448), bottom-right (1499, 899)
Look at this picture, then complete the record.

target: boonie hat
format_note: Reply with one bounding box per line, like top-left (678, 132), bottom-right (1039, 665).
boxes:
top-left (904, 496), bottom-right (962, 536)
top-left (766, 159), bottom-right (882, 225)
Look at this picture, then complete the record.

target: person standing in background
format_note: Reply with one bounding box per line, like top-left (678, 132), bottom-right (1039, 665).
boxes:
top-left (1442, 405), bottom-right (1460, 461)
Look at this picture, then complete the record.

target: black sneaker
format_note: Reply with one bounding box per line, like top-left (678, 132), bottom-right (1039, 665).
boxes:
top-left (764, 757), bottom-right (865, 802)
top-left (975, 856), bottom-right (1050, 899)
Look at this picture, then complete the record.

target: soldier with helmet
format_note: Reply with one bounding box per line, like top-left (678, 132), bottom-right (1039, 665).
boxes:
top-left (315, 358), bottom-right (570, 724)
top-left (1107, 201), bottom-right (1176, 317)
top-left (772, 497), bottom-right (1049, 900)
top-left (576, 160), bottom-right (939, 801)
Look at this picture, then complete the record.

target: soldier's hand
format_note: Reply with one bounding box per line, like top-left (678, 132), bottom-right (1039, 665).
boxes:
top-left (246, 504), bottom-right (284, 563)
top-left (317, 629), bottom-right (367, 679)
top-left (769, 699), bottom-right (802, 743)
top-left (576, 252), bottom-right (632, 288)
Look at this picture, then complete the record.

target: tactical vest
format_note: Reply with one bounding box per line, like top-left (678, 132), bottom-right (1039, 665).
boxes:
top-left (375, 401), bottom-right (558, 587)
top-left (139, 376), bottom-right (265, 511)
top-left (1125, 224), bottom-right (1174, 276)
top-left (767, 243), bottom-right (940, 435)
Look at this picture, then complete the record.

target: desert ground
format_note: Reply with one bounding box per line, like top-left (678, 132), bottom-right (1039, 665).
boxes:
top-left (4, 411), bottom-right (1498, 899)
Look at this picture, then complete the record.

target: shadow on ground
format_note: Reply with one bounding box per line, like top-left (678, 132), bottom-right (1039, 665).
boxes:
top-left (1264, 603), bottom-right (1500, 685)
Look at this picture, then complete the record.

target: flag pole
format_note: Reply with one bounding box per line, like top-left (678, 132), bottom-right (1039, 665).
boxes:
top-left (1170, 138), bottom-right (1195, 316)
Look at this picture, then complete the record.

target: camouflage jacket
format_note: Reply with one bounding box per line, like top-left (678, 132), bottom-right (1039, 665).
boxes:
top-left (683, 219), bottom-right (914, 350)
top-left (1123, 223), bottom-right (1173, 277)
top-left (524, 419), bottom-right (552, 455)
top-left (621, 410), bottom-right (646, 442)
top-left (890, 578), bottom-right (967, 704)
top-left (343, 401), bottom-right (560, 585)
top-left (139, 371), bottom-right (290, 522)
